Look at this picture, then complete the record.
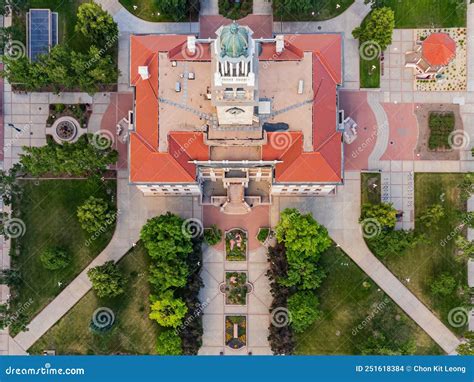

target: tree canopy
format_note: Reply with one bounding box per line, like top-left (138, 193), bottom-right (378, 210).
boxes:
top-left (287, 291), bottom-right (320, 333)
top-left (360, 202), bottom-right (397, 231)
top-left (77, 196), bottom-right (116, 234)
top-left (87, 261), bottom-right (127, 298)
top-left (39, 247), bottom-right (70, 270)
top-left (156, 330), bottom-right (183, 355)
top-left (157, 0), bottom-right (187, 21)
top-left (76, 3), bottom-right (118, 45)
top-left (352, 7), bottom-right (395, 52)
top-left (149, 292), bottom-right (188, 328)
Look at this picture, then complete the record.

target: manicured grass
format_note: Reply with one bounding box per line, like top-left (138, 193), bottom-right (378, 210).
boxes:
top-left (274, 0), bottom-right (354, 21)
top-left (29, 243), bottom-right (159, 354)
top-left (380, 173), bottom-right (467, 335)
top-left (360, 55), bottom-right (380, 89)
top-left (361, 172), bottom-right (381, 205)
top-left (382, 0), bottom-right (466, 28)
top-left (10, 178), bottom-right (116, 336)
top-left (428, 112), bottom-right (455, 150)
top-left (296, 246), bottom-right (442, 354)
top-left (119, 0), bottom-right (199, 22)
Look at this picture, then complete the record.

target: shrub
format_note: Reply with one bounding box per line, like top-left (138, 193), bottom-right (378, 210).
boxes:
top-left (77, 196), bottom-right (116, 234)
top-left (76, 2), bottom-right (118, 44)
top-left (366, 230), bottom-right (422, 258)
top-left (352, 7), bottom-right (395, 52)
top-left (257, 228), bottom-right (270, 243)
top-left (360, 202), bottom-right (397, 231)
top-left (39, 247), bottom-right (70, 270)
top-left (149, 291), bottom-right (188, 328)
top-left (431, 273), bottom-right (457, 297)
top-left (203, 225), bottom-right (222, 245)
top-left (87, 261), bottom-right (126, 298)
top-left (287, 291), bottom-right (321, 333)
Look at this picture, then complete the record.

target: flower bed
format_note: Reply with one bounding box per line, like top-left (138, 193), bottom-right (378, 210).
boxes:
top-left (222, 272), bottom-right (250, 305)
top-left (225, 229), bottom-right (247, 261)
top-left (225, 316), bottom-right (246, 349)
top-left (47, 104), bottom-right (92, 128)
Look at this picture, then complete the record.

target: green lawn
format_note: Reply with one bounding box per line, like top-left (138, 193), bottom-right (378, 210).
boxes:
top-left (10, 178), bottom-right (116, 336)
top-left (14, 0), bottom-right (89, 53)
top-left (29, 243), bottom-right (158, 354)
top-left (428, 112), bottom-right (456, 150)
top-left (119, 0), bottom-right (199, 22)
top-left (380, 173), bottom-right (468, 335)
top-left (274, 0), bottom-right (354, 21)
top-left (296, 246), bottom-right (442, 355)
top-left (360, 55), bottom-right (380, 89)
top-left (361, 172), bottom-right (381, 205)
top-left (383, 0), bottom-right (466, 28)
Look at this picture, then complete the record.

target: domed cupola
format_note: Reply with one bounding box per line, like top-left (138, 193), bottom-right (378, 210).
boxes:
top-left (219, 22), bottom-right (249, 58)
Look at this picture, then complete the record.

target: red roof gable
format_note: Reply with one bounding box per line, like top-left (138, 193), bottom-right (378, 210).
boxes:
top-left (422, 33), bottom-right (456, 67)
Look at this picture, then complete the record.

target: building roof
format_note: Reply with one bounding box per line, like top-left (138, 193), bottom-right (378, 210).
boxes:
top-left (129, 31), bottom-right (342, 184)
top-left (422, 33), bottom-right (456, 67)
top-left (219, 22), bottom-right (249, 58)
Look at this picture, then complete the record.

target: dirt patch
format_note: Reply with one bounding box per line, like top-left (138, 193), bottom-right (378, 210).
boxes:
top-left (414, 103), bottom-right (461, 160)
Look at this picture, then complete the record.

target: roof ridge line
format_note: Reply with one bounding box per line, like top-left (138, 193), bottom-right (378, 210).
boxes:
top-left (314, 52), bottom-right (339, 84)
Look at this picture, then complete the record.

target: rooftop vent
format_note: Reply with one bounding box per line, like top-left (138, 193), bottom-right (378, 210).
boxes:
top-left (138, 66), bottom-right (149, 80)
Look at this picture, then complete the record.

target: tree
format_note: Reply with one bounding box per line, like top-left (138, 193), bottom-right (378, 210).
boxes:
top-left (0, 168), bottom-right (20, 206)
top-left (352, 7), bottom-right (395, 52)
top-left (367, 230), bottom-right (422, 258)
top-left (156, 330), bottom-right (183, 355)
top-left (39, 247), bottom-right (70, 270)
top-left (454, 235), bottom-right (474, 262)
top-left (419, 204), bottom-right (445, 228)
top-left (140, 213), bottom-right (193, 261)
top-left (77, 196), bottom-right (115, 234)
top-left (273, 0), bottom-right (312, 17)
top-left (157, 0), bottom-right (187, 21)
top-left (19, 135), bottom-right (118, 176)
top-left (431, 273), bottom-right (456, 297)
top-left (457, 331), bottom-right (474, 355)
top-left (203, 224), bottom-right (222, 246)
top-left (149, 291), bottom-right (188, 328)
top-left (87, 261), bottom-right (126, 298)
top-left (0, 0), bottom-right (27, 16)
top-left (459, 173), bottom-right (474, 201)
top-left (360, 202), bottom-right (397, 231)
top-left (287, 291), bottom-right (320, 333)
top-left (75, 2), bottom-right (118, 45)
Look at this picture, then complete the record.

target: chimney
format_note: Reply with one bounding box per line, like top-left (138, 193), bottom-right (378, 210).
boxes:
top-left (276, 35), bottom-right (284, 54)
top-left (138, 66), bottom-right (149, 80)
top-left (187, 36), bottom-right (196, 55)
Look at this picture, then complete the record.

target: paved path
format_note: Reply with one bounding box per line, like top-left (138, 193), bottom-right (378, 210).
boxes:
top-left (367, 91), bottom-right (389, 168)
top-left (273, 0), bottom-right (371, 89)
top-left (381, 170), bottom-right (414, 230)
top-left (273, 171), bottom-right (461, 354)
top-left (253, 0), bottom-right (272, 15)
top-left (467, 2), bottom-right (474, 92)
top-left (11, 170), bottom-right (202, 353)
top-left (200, 0), bottom-right (218, 15)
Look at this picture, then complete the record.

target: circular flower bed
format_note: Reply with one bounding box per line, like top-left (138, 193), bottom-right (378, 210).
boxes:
top-left (56, 120), bottom-right (77, 141)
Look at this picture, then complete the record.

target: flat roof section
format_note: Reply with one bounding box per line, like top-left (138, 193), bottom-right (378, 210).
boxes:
top-left (27, 9), bottom-right (58, 61)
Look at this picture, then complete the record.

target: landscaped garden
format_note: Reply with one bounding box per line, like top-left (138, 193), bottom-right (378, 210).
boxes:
top-left (361, 172), bottom-right (381, 205)
top-left (29, 243), bottom-right (159, 354)
top-left (360, 56), bottom-right (381, 89)
top-left (225, 316), bottom-right (246, 349)
top-left (221, 272), bottom-right (250, 305)
top-left (119, 0), bottom-right (200, 22)
top-left (296, 246), bottom-right (442, 355)
top-left (273, 0), bottom-right (354, 21)
top-left (9, 178), bottom-right (116, 336)
top-left (428, 112), bottom-right (456, 150)
top-left (225, 228), bottom-right (247, 261)
top-left (360, 173), bottom-right (469, 336)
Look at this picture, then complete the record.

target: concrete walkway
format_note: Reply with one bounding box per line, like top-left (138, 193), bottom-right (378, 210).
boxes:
top-left (273, 0), bottom-right (371, 89)
top-left (11, 170), bottom-right (202, 353)
top-left (200, 0), bottom-right (219, 15)
top-left (274, 171), bottom-right (461, 354)
top-left (467, 2), bottom-right (474, 92)
top-left (367, 91), bottom-right (389, 168)
top-left (253, 0), bottom-right (272, 15)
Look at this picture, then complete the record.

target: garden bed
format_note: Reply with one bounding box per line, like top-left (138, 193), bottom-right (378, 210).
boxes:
top-left (225, 229), bottom-right (247, 261)
top-left (219, 0), bottom-right (252, 19)
top-left (47, 104), bottom-right (92, 128)
top-left (428, 112), bottom-right (455, 150)
top-left (225, 316), bottom-right (246, 349)
top-left (221, 272), bottom-right (250, 305)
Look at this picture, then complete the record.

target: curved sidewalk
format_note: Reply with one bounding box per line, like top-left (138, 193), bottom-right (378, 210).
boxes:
top-left (11, 170), bottom-right (201, 353)
top-left (275, 171), bottom-right (461, 354)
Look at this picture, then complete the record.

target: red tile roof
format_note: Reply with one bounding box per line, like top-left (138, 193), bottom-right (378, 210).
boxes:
top-left (422, 33), bottom-right (456, 67)
top-left (129, 31), bottom-right (343, 184)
